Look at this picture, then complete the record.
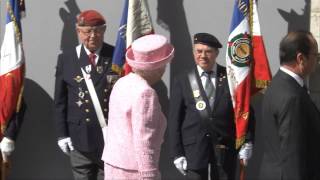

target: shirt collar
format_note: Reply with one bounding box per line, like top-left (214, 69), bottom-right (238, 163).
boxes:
top-left (83, 45), bottom-right (102, 56)
top-left (280, 66), bottom-right (304, 87)
top-left (197, 64), bottom-right (217, 77)
top-left (76, 44), bottom-right (102, 58)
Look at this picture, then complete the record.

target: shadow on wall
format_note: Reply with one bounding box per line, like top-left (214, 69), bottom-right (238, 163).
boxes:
top-left (7, 78), bottom-right (73, 180)
top-left (59, 0), bottom-right (80, 52)
top-left (157, 0), bottom-right (194, 82)
top-left (277, 0), bottom-right (310, 32)
top-left (156, 0), bottom-right (193, 179)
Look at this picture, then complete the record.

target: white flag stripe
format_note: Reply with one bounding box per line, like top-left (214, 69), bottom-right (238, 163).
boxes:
top-left (0, 22), bottom-right (24, 76)
top-left (252, 0), bottom-right (261, 36)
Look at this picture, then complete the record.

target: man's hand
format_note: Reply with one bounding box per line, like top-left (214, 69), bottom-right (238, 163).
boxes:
top-left (0, 137), bottom-right (15, 157)
top-left (238, 142), bottom-right (253, 166)
top-left (57, 137), bottom-right (74, 155)
top-left (173, 156), bottom-right (187, 176)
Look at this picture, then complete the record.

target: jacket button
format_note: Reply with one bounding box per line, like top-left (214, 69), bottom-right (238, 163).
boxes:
top-left (104, 108), bottom-right (108, 112)
top-left (104, 89), bottom-right (107, 93)
top-left (85, 91), bottom-right (89, 94)
top-left (85, 99), bottom-right (89, 103)
top-left (206, 133), bottom-right (211, 137)
top-left (85, 109), bottom-right (90, 113)
top-left (103, 99), bottom-right (107, 102)
top-left (85, 118), bottom-right (90, 122)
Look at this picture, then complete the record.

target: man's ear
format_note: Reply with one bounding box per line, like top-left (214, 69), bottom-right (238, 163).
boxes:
top-left (296, 52), bottom-right (305, 65)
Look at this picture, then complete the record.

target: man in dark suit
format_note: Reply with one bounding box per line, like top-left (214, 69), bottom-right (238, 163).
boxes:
top-left (259, 31), bottom-right (320, 180)
top-left (54, 10), bottom-right (117, 180)
top-left (168, 33), bottom-right (254, 180)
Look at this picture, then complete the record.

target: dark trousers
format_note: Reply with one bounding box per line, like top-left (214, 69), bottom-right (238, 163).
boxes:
top-left (70, 149), bottom-right (104, 180)
top-left (185, 146), bottom-right (237, 180)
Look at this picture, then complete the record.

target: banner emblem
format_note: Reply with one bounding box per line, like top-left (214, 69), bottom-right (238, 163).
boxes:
top-left (227, 33), bottom-right (251, 67)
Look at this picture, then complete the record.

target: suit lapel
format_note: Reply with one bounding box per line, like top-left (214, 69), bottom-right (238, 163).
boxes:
top-left (77, 44), bottom-right (112, 86)
top-left (213, 65), bottom-right (227, 109)
top-left (78, 45), bottom-right (93, 74)
top-left (92, 44), bottom-right (112, 85)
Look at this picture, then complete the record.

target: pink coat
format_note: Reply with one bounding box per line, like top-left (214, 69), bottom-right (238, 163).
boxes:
top-left (102, 73), bottom-right (166, 179)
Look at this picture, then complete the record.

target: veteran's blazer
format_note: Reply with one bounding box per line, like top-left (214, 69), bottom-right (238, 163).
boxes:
top-left (54, 43), bottom-right (115, 152)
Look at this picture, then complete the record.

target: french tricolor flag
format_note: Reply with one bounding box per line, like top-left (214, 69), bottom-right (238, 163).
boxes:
top-left (0, 0), bottom-right (25, 137)
top-left (226, 0), bottom-right (271, 149)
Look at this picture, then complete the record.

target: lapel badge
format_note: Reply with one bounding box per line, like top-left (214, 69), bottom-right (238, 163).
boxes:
top-left (74, 76), bottom-right (84, 83)
top-left (85, 65), bottom-right (92, 74)
top-left (76, 99), bottom-right (83, 107)
top-left (196, 100), bottom-right (206, 111)
top-left (78, 87), bottom-right (85, 99)
top-left (96, 66), bottom-right (103, 74)
top-left (193, 90), bottom-right (200, 98)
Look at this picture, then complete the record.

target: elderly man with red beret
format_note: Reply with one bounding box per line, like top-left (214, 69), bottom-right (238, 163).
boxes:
top-left (54, 10), bottom-right (117, 180)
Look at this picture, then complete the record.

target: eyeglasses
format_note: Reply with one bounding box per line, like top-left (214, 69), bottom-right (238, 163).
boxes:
top-left (78, 25), bottom-right (106, 36)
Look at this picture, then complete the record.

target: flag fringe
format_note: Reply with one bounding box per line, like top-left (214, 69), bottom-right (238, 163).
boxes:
top-left (236, 136), bottom-right (246, 149)
top-left (111, 64), bottom-right (123, 75)
top-left (254, 79), bottom-right (270, 88)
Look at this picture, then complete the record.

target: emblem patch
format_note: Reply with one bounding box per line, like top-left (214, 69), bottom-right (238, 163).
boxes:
top-left (227, 33), bottom-right (251, 67)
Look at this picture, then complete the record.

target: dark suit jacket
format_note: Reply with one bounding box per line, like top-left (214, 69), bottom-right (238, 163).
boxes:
top-left (54, 43), bottom-right (114, 153)
top-left (259, 70), bottom-right (320, 180)
top-left (169, 64), bottom-right (253, 170)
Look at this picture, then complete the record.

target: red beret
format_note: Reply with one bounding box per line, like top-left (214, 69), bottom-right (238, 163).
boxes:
top-left (77, 10), bottom-right (106, 26)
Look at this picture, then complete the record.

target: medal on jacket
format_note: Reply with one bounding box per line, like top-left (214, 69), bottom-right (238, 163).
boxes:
top-left (78, 87), bottom-right (85, 99)
top-left (193, 90), bottom-right (200, 98)
top-left (96, 66), bottom-right (103, 74)
top-left (76, 99), bottom-right (83, 107)
top-left (85, 65), bottom-right (92, 74)
top-left (74, 75), bottom-right (83, 83)
top-left (196, 100), bottom-right (206, 111)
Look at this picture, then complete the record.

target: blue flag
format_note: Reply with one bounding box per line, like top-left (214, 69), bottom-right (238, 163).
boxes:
top-left (111, 0), bottom-right (129, 75)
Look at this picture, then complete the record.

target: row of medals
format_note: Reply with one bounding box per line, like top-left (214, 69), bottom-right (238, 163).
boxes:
top-left (73, 63), bottom-right (105, 108)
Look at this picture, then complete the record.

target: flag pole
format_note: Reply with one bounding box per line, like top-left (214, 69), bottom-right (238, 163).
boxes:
top-left (1, 152), bottom-right (9, 180)
top-left (239, 0), bottom-right (254, 180)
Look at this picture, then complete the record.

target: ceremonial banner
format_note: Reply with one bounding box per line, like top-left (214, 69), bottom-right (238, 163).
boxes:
top-left (226, 0), bottom-right (271, 149)
top-left (0, 0), bottom-right (26, 137)
top-left (112, 0), bottom-right (153, 75)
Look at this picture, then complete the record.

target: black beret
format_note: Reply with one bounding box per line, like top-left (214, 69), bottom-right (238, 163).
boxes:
top-left (194, 33), bottom-right (222, 48)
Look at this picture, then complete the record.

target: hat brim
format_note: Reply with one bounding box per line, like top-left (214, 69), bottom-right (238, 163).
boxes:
top-left (126, 44), bottom-right (174, 71)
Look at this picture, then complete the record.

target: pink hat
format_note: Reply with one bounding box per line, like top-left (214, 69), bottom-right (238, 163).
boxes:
top-left (126, 34), bottom-right (174, 71)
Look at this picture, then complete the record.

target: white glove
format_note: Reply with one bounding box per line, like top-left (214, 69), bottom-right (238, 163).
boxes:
top-left (238, 142), bottom-right (253, 166)
top-left (174, 156), bottom-right (187, 176)
top-left (0, 137), bottom-right (15, 157)
top-left (57, 137), bottom-right (74, 155)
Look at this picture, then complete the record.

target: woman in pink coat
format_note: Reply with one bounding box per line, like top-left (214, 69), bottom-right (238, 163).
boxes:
top-left (102, 34), bottom-right (174, 180)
